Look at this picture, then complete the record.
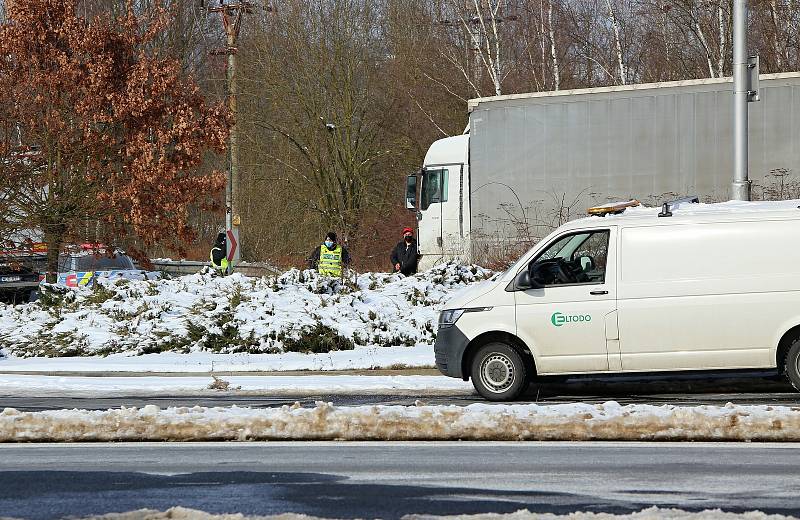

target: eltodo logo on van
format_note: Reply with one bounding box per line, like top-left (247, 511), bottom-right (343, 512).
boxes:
top-left (551, 312), bottom-right (592, 327)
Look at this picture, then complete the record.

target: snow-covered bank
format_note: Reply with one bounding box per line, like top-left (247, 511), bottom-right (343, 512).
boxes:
top-left (60, 506), bottom-right (800, 520)
top-left (0, 346), bottom-right (436, 373)
top-left (0, 264), bottom-right (492, 358)
top-left (3, 401), bottom-right (800, 442)
top-left (0, 374), bottom-right (472, 396)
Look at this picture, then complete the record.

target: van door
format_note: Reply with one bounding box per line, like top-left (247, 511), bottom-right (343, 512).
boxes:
top-left (514, 228), bottom-right (617, 374)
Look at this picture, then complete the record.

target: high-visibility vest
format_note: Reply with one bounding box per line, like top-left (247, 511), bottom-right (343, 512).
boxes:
top-left (210, 246), bottom-right (229, 273)
top-left (318, 244), bottom-right (342, 277)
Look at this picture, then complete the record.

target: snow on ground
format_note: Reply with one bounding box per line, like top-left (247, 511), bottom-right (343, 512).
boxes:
top-left (0, 345), bottom-right (437, 372)
top-left (0, 264), bottom-right (493, 359)
top-left (0, 374), bottom-right (472, 396)
top-left (2, 401), bottom-right (800, 442)
top-left (413, 510), bottom-right (799, 520)
top-left (54, 506), bottom-right (800, 520)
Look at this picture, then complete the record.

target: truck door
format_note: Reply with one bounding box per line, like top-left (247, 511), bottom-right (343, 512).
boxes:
top-left (514, 228), bottom-right (617, 374)
top-left (440, 164), bottom-right (465, 258)
top-left (419, 165), bottom-right (462, 263)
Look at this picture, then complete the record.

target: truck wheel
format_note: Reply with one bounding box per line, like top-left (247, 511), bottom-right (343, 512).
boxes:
top-left (784, 339), bottom-right (800, 392)
top-left (470, 342), bottom-right (528, 401)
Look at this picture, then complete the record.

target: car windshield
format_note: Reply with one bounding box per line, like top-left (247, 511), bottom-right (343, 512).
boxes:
top-left (74, 254), bottom-right (134, 271)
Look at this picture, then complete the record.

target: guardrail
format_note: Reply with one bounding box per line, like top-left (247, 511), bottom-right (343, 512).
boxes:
top-left (147, 260), bottom-right (282, 278)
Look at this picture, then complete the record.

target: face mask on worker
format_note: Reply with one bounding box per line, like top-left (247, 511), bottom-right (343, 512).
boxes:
top-left (325, 240), bottom-right (334, 249)
top-left (404, 235), bottom-right (412, 243)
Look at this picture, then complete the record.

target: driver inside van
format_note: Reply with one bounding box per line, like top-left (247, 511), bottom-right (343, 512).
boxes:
top-left (530, 230), bottom-right (609, 286)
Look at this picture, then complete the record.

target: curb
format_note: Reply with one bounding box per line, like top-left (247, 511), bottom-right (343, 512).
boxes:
top-left (0, 368), bottom-right (441, 378)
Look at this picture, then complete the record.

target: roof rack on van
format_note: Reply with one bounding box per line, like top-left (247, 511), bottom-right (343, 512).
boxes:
top-left (658, 196), bottom-right (699, 217)
top-left (587, 199), bottom-right (640, 217)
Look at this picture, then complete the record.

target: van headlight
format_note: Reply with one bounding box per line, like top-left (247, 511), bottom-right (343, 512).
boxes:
top-left (438, 309), bottom-right (465, 328)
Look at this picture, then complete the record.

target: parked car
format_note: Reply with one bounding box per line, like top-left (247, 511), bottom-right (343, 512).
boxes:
top-left (435, 198), bottom-right (800, 401)
top-left (0, 256), bottom-right (40, 304)
top-left (23, 244), bottom-right (158, 287)
top-left (54, 248), bottom-right (154, 287)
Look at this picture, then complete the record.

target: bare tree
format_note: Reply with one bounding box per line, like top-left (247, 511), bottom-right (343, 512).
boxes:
top-left (239, 0), bottom-right (409, 261)
top-left (606, 0), bottom-right (627, 84)
top-left (666, 0), bottom-right (730, 78)
top-left (430, 0), bottom-right (519, 97)
top-left (547, 0), bottom-right (561, 89)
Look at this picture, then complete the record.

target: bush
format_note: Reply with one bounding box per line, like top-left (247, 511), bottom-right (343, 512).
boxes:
top-left (37, 284), bottom-right (68, 310)
top-left (280, 323), bottom-right (355, 354)
top-left (85, 284), bottom-right (115, 305)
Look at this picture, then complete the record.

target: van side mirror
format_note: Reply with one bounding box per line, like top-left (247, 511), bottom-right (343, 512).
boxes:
top-left (516, 269), bottom-right (532, 290)
top-left (405, 174), bottom-right (417, 211)
top-left (527, 263), bottom-right (544, 290)
top-left (511, 267), bottom-right (543, 291)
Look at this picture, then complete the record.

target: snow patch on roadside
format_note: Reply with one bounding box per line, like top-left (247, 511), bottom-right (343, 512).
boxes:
top-left (414, 510), bottom-right (799, 520)
top-left (36, 506), bottom-right (800, 520)
top-left (0, 345), bottom-right (438, 373)
top-left (2, 401), bottom-right (800, 442)
top-left (0, 374), bottom-right (472, 396)
top-left (0, 263), bottom-right (492, 358)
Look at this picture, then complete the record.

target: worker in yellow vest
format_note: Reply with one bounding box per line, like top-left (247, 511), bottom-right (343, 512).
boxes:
top-left (307, 231), bottom-right (351, 277)
top-left (210, 232), bottom-right (229, 275)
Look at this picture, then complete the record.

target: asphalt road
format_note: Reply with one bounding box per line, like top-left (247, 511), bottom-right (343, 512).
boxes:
top-left (1, 375), bottom-right (798, 411)
top-left (0, 442), bottom-right (799, 519)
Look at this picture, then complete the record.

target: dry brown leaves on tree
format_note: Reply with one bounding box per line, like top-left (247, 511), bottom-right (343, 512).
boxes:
top-left (0, 0), bottom-right (229, 271)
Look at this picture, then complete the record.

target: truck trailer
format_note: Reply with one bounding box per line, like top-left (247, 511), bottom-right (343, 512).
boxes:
top-left (406, 72), bottom-right (800, 268)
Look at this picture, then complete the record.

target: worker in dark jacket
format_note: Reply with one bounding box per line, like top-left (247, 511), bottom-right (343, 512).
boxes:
top-left (391, 227), bottom-right (422, 276)
top-left (210, 232), bottom-right (228, 275)
top-left (308, 231), bottom-right (351, 277)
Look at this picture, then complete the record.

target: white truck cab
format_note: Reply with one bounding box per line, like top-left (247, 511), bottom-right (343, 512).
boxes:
top-left (406, 135), bottom-right (470, 270)
top-left (435, 198), bottom-right (800, 401)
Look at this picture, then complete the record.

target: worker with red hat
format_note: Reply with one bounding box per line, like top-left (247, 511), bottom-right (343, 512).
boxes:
top-left (390, 226), bottom-right (422, 276)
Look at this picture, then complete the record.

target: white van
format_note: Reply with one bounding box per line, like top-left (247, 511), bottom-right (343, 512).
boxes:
top-left (435, 199), bottom-right (800, 401)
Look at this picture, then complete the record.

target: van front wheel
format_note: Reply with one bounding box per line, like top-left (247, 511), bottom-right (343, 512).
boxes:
top-left (785, 340), bottom-right (800, 392)
top-left (470, 342), bottom-right (528, 401)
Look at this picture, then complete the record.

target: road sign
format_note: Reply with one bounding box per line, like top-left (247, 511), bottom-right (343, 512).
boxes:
top-left (226, 227), bottom-right (240, 272)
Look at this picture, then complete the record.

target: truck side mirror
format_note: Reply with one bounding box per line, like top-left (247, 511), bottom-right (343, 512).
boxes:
top-left (406, 175), bottom-right (417, 211)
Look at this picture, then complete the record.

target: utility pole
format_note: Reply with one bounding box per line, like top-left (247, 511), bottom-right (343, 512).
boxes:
top-left (732, 0), bottom-right (759, 201)
top-left (210, 0), bottom-right (251, 272)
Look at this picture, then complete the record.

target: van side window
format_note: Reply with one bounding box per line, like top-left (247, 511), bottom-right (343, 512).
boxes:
top-left (529, 230), bottom-right (609, 286)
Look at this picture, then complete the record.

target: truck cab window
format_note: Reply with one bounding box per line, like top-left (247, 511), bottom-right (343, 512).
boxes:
top-left (420, 168), bottom-right (449, 210)
top-left (529, 230), bottom-right (609, 286)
